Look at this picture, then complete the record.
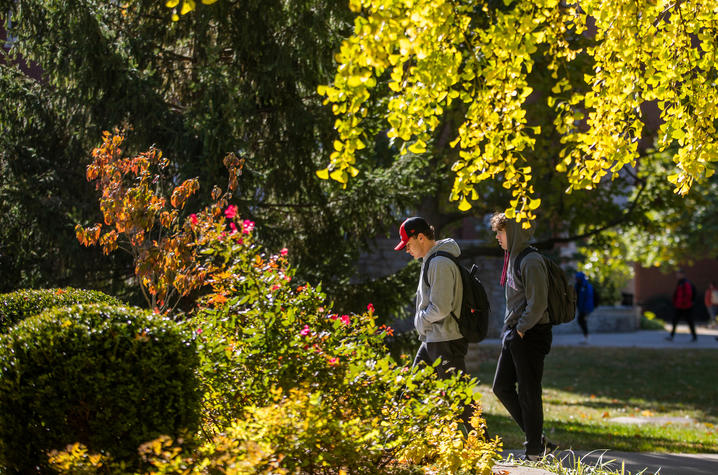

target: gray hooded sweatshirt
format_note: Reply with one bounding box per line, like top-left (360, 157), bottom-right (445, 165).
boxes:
top-left (414, 238), bottom-right (464, 342)
top-left (503, 219), bottom-right (550, 333)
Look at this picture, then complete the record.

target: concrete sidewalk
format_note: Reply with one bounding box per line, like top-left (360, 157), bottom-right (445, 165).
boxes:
top-left (478, 326), bottom-right (718, 350)
top-left (483, 326), bottom-right (718, 474)
top-left (493, 450), bottom-right (718, 475)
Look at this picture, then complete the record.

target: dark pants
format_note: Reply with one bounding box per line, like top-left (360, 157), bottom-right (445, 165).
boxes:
top-left (670, 308), bottom-right (696, 339)
top-left (577, 311), bottom-right (589, 337)
top-left (413, 338), bottom-right (474, 425)
top-left (492, 324), bottom-right (552, 455)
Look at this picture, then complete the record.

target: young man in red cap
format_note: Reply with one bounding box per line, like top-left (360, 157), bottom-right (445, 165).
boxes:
top-left (395, 217), bottom-right (468, 384)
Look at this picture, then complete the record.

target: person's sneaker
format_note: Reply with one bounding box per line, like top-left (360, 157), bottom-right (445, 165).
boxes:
top-left (542, 436), bottom-right (559, 456)
top-left (521, 453), bottom-right (542, 462)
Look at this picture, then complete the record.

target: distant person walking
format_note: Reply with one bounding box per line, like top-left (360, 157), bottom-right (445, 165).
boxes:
top-left (704, 281), bottom-right (718, 328)
top-left (489, 212), bottom-right (556, 461)
top-left (575, 272), bottom-right (595, 344)
top-left (666, 270), bottom-right (697, 342)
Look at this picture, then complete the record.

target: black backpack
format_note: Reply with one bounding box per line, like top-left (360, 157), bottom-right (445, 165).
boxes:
top-left (422, 251), bottom-right (490, 343)
top-left (514, 246), bottom-right (576, 325)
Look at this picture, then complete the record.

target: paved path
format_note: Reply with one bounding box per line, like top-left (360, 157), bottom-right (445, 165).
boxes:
top-left (484, 325), bottom-right (718, 474)
top-left (479, 326), bottom-right (718, 350)
top-left (493, 450), bottom-right (718, 475)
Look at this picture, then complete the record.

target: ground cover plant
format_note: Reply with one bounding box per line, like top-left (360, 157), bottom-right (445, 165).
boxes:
top-left (472, 345), bottom-right (718, 454)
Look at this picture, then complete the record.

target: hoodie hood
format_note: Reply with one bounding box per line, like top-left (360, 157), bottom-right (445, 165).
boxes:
top-left (425, 238), bottom-right (461, 259)
top-left (505, 218), bottom-right (533, 271)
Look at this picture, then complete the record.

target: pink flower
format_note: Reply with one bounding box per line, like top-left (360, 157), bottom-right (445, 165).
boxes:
top-left (242, 219), bottom-right (255, 234)
top-left (280, 247), bottom-right (288, 256)
top-left (328, 357), bottom-right (339, 366)
top-left (271, 284), bottom-right (281, 291)
top-left (300, 324), bottom-right (311, 336)
top-left (196, 328), bottom-right (203, 334)
top-left (340, 314), bottom-right (350, 326)
top-left (224, 205), bottom-right (238, 219)
top-left (229, 222), bottom-right (237, 233)
top-left (367, 303), bottom-right (375, 313)
top-left (189, 214), bottom-right (198, 225)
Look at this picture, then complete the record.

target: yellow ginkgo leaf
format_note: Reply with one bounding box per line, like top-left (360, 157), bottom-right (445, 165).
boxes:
top-left (458, 197), bottom-right (472, 211)
top-left (165, 0), bottom-right (180, 7)
top-left (316, 168), bottom-right (330, 180)
top-left (201, 0), bottom-right (218, 4)
top-left (408, 140), bottom-right (427, 154)
top-left (347, 75), bottom-right (364, 88)
top-left (330, 169), bottom-right (348, 184)
top-left (528, 198), bottom-right (541, 210)
top-left (180, 0), bottom-right (195, 16)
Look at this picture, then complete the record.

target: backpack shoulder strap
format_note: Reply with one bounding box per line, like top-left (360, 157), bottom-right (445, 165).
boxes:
top-left (422, 251), bottom-right (460, 287)
top-left (513, 246), bottom-right (538, 282)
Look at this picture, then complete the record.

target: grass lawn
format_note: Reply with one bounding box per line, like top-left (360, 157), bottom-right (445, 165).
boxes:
top-left (470, 345), bottom-right (718, 454)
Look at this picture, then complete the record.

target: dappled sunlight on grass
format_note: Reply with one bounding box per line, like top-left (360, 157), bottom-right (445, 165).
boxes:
top-left (469, 346), bottom-right (718, 453)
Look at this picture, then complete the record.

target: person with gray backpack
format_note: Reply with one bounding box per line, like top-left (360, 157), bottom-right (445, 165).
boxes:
top-left (489, 212), bottom-right (558, 461)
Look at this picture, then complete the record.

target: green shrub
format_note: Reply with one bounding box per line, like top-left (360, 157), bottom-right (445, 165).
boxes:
top-left (0, 304), bottom-right (201, 472)
top-left (640, 311), bottom-right (666, 330)
top-left (0, 287), bottom-right (123, 333)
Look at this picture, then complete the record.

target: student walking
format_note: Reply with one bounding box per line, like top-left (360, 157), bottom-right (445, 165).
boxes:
top-left (666, 270), bottom-right (697, 342)
top-left (575, 272), bottom-right (595, 344)
top-left (489, 212), bottom-right (556, 461)
top-left (394, 216), bottom-right (474, 427)
top-left (704, 281), bottom-right (718, 328)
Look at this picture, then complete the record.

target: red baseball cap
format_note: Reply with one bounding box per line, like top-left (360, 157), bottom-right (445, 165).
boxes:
top-left (394, 217), bottom-right (431, 250)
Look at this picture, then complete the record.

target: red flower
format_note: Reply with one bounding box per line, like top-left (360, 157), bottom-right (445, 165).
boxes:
top-left (367, 303), bottom-right (375, 313)
top-left (196, 328), bottom-right (203, 334)
top-left (340, 314), bottom-right (350, 326)
top-left (328, 313), bottom-right (338, 320)
top-left (328, 357), bottom-right (339, 366)
top-left (300, 324), bottom-right (311, 336)
top-left (224, 205), bottom-right (238, 219)
top-left (242, 219), bottom-right (255, 234)
top-left (189, 213), bottom-right (198, 225)
top-left (280, 247), bottom-right (289, 256)
top-left (229, 222), bottom-right (237, 233)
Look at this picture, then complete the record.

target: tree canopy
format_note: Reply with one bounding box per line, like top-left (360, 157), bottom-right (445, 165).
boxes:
top-left (318, 0), bottom-right (718, 225)
top-left (3, 0), bottom-right (717, 315)
top-left (0, 0), bottom-right (433, 315)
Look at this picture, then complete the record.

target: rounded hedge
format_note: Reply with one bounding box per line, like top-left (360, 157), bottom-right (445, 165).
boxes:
top-left (0, 304), bottom-right (201, 472)
top-left (0, 287), bottom-right (124, 334)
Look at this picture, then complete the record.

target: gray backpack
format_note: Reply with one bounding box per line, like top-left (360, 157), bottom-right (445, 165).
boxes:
top-left (514, 247), bottom-right (576, 325)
